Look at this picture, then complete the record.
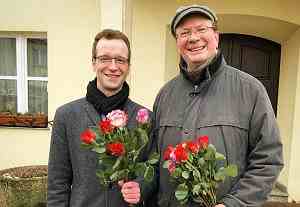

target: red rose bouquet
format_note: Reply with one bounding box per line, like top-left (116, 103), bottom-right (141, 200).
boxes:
top-left (163, 136), bottom-right (237, 207)
top-left (80, 108), bottom-right (159, 187)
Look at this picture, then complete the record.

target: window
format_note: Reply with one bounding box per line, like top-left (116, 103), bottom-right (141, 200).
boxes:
top-left (0, 36), bottom-right (48, 114)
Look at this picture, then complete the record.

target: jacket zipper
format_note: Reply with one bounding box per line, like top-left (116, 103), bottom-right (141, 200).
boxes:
top-left (194, 85), bottom-right (198, 91)
top-left (190, 85), bottom-right (199, 97)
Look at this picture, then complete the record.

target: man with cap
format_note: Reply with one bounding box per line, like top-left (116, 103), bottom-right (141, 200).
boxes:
top-left (151, 5), bottom-right (283, 207)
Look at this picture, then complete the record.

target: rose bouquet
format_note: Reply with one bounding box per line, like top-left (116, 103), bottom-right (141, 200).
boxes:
top-left (163, 135), bottom-right (237, 207)
top-left (80, 108), bottom-right (159, 187)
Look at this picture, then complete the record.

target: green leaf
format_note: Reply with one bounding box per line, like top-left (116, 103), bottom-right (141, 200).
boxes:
top-left (198, 157), bottom-right (205, 165)
top-left (112, 156), bottom-right (122, 170)
top-left (137, 128), bottom-right (148, 145)
top-left (110, 169), bottom-right (129, 182)
top-left (127, 133), bottom-right (138, 151)
top-left (172, 167), bottom-right (182, 178)
top-left (92, 146), bottom-right (106, 154)
top-left (147, 152), bottom-right (159, 165)
top-left (96, 170), bottom-right (105, 179)
top-left (90, 126), bottom-right (105, 140)
top-left (175, 183), bottom-right (188, 201)
top-left (204, 145), bottom-right (216, 160)
top-left (182, 171), bottom-right (189, 179)
top-left (132, 128), bottom-right (149, 162)
top-left (96, 170), bottom-right (109, 187)
top-left (144, 166), bottom-right (154, 182)
top-left (188, 153), bottom-right (194, 162)
top-left (135, 163), bottom-right (146, 177)
top-left (215, 152), bottom-right (225, 160)
top-left (192, 169), bottom-right (201, 181)
top-left (100, 155), bottom-right (116, 169)
top-left (180, 198), bottom-right (189, 205)
top-left (224, 164), bottom-right (238, 177)
top-left (192, 184), bottom-right (201, 195)
top-left (185, 163), bottom-right (194, 171)
top-left (214, 167), bottom-right (226, 181)
top-left (80, 143), bottom-right (93, 150)
top-left (162, 160), bottom-right (170, 169)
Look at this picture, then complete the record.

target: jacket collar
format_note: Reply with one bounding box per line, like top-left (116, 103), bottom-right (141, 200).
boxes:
top-left (179, 51), bottom-right (223, 85)
top-left (83, 100), bottom-right (102, 126)
top-left (83, 98), bottom-right (136, 126)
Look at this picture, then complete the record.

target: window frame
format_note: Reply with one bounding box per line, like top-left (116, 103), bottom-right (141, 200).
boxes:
top-left (0, 33), bottom-right (48, 114)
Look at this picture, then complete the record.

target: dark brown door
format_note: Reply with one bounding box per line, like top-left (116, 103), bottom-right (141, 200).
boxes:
top-left (219, 34), bottom-right (281, 115)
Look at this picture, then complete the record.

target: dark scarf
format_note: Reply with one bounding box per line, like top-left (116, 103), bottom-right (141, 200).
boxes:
top-left (86, 78), bottom-right (129, 115)
top-left (180, 51), bottom-right (222, 85)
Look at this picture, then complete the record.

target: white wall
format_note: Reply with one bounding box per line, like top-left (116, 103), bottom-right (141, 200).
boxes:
top-left (0, 0), bottom-right (100, 170)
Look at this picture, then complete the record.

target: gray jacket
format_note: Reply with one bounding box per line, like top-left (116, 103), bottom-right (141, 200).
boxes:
top-left (47, 98), bottom-right (153, 207)
top-left (152, 57), bottom-right (283, 207)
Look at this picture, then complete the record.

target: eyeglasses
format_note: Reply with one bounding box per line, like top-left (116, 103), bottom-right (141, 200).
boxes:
top-left (176, 26), bottom-right (215, 39)
top-left (94, 56), bottom-right (129, 65)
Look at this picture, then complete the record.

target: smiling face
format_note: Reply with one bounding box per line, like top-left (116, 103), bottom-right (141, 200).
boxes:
top-left (175, 15), bottom-right (219, 71)
top-left (92, 38), bottom-right (129, 97)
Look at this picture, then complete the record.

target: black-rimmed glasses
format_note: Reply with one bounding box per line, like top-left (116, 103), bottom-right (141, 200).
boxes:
top-left (94, 56), bottom-right (129, 65)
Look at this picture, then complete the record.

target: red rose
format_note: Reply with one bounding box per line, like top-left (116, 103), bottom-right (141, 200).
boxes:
top-left (174, 144), bottom-right (189, 163)
top-left (186, 141), bottom-right (200, 154)
top-left (197, 135), bottom-right (209, 149)
top-left (99, 119), bottom-right (114, 134)
top-left (163, 145), bottom-right (175, 160)
top-left (80, 129), bottom-right (96, 144)
top-left (106, 142), bottom-right (125, 156)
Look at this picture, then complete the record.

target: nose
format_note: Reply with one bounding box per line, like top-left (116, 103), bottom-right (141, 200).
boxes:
top-left (108, 59), bottom-right (118, 70)
top-left (188, 32), bottom-right (200, 43)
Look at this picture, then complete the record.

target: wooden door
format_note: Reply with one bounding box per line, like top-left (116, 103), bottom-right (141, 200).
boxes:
top-left (219, 34), bottom-right (281, 115)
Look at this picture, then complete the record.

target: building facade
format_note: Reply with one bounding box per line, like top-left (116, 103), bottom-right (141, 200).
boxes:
top-left (0, 0), bottom-right (300, 201)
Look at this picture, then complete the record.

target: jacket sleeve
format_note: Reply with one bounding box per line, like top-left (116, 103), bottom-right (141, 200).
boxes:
top-left (221, 85), bottom-right (284, 207)
top-left (47, 107), bottom-right (72, 207)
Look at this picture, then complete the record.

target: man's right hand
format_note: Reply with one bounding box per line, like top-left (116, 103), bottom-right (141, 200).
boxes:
top-left (118, 180), bottom-right (141, 204)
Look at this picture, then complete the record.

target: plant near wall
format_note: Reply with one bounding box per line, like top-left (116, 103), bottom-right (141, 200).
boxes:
top-left (0, 111), bottom-right (48, 128)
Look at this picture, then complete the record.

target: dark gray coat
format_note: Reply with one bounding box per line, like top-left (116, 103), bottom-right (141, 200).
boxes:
top-left (47, 98), bottom-right (153, 207)
top-left (152, 58), bottom-right (283, 207)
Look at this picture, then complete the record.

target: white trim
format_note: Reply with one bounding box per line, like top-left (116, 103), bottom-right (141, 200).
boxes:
top-left (0, 32), bottom-right (47, 39)
top-left (27, 77), bottom-right (48, 81)
top-left (1, 36), bottom-right (48, 114)
top-left (0, 76), bottom-right (17, 80)
top-left (23, 38), bottom-right (29, 113)
top-left (16, 37), bottom-right (28, 113)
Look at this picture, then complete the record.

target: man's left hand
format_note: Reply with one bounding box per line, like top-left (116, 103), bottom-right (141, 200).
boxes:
top-left (215, 204), bottom-right (225, 207)
top-left (119, 180), bottom-right (141, 204)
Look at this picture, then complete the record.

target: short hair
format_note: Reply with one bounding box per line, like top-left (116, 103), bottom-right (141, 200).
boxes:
top-left (92, 29), bottom-right (131, 63)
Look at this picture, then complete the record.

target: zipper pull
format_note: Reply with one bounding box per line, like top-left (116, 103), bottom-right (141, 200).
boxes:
top-left (189, 85), bottom-right (199, 97)
top-left (194, 85), bottom-right (198, 92)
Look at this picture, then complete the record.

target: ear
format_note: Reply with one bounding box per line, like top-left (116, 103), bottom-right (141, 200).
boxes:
top-left (176, 38), bottom-right (181, 53)
top-left (92, 61), bottom-right (96, 72)
top-left (214, 30), bottom-right (220, 46)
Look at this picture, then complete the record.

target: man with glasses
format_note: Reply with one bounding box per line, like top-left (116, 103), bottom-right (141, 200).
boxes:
top-left (152, 5), bottom-right (283, 207)
top-left (48, 29), bottom-right (153, 207)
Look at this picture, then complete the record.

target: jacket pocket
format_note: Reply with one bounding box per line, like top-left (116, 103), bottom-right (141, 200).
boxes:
top-left (157, 119), bottom-right (183, 153)
top-left (196, 117), bottom-right (247, 200)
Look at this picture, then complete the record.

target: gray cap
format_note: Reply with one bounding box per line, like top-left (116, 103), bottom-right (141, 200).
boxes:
top-left (170, 5), bottom-right (218, 37)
